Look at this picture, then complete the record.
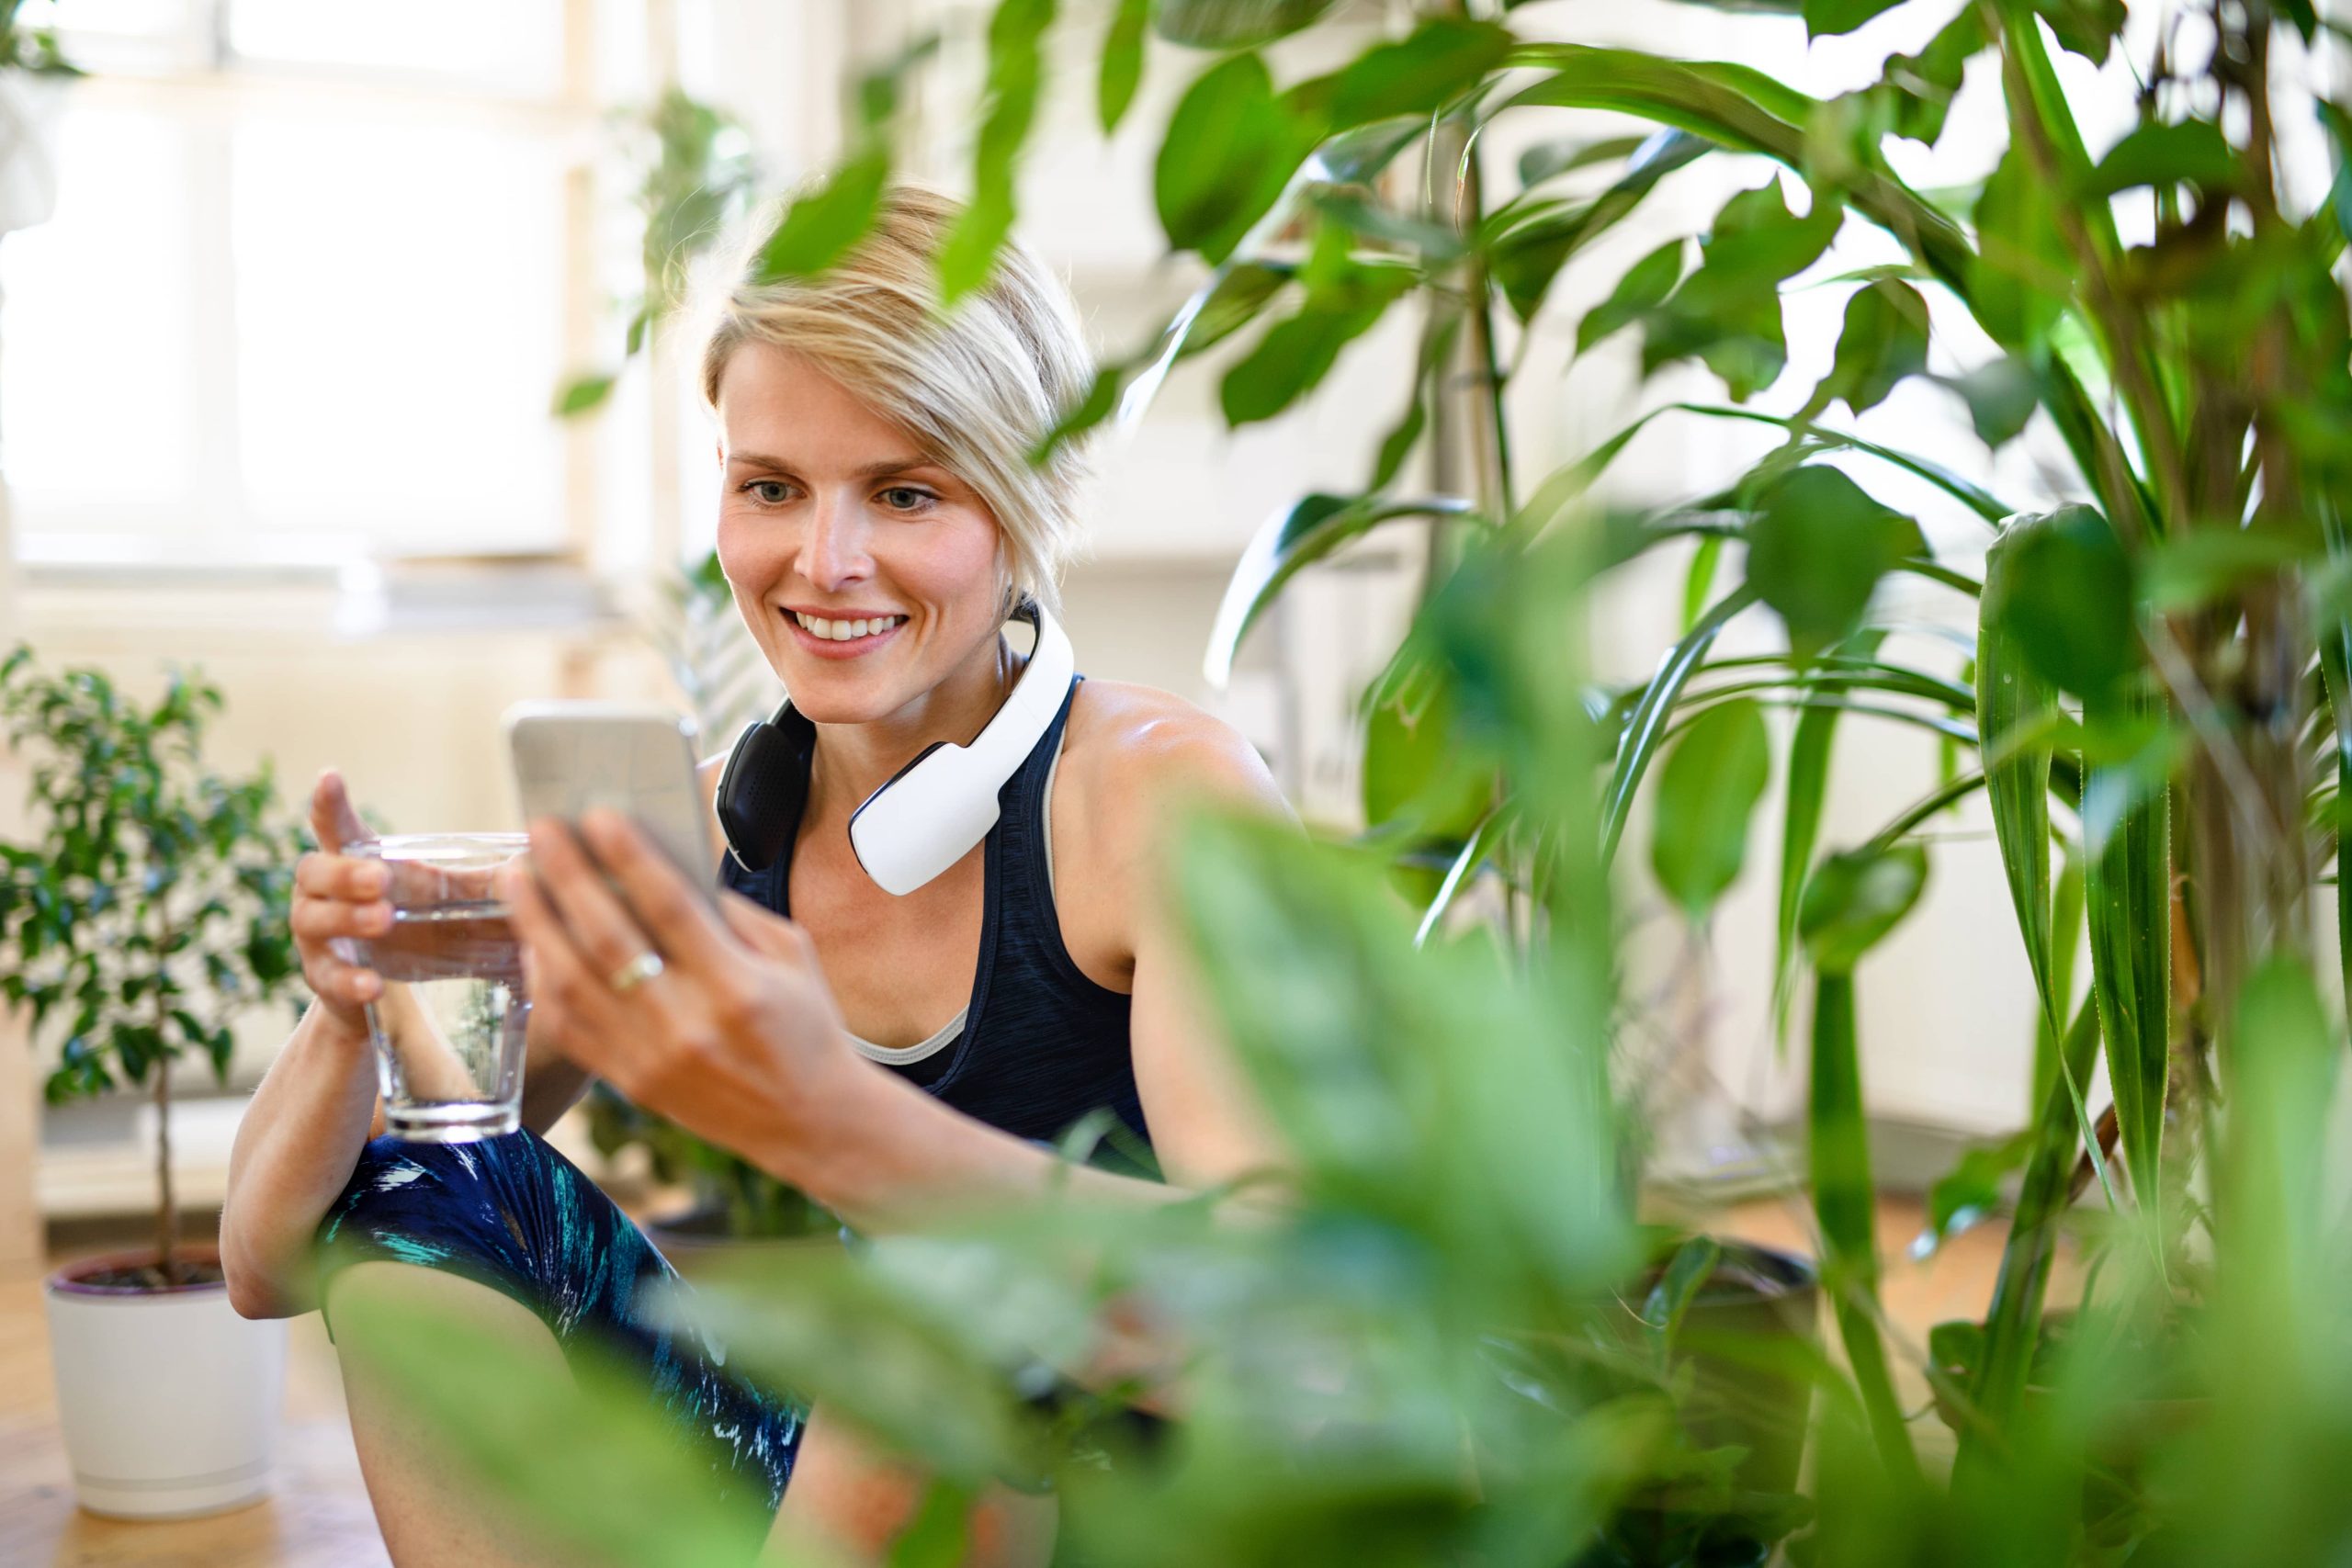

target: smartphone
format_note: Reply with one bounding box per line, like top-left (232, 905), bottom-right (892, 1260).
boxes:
top-left (504, 702), bottom-right (718, 906)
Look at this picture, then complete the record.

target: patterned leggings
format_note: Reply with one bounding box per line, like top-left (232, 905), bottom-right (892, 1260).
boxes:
top-left (317, 1130), bottom-right (803, 1514)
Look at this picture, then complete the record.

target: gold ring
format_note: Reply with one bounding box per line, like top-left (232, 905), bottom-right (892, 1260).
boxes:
top-left (607, 951), bottom-right (665, 994)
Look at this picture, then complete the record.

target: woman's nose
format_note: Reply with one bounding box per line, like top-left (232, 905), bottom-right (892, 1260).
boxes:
top-left (795, 494), bottom-right (872, 590)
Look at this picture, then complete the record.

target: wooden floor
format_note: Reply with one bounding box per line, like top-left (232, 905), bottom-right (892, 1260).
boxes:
top-left (0, 1253), bottom-right (389, 1568)
top-left (0, 1192), bottom-right (2033, 1566)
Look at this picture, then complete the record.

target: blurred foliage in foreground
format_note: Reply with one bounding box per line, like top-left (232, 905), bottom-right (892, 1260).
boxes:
top-left (343, 524), bottom-right (2352, 1567)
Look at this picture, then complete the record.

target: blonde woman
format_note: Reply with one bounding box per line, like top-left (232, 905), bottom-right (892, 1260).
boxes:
top-left (220, 185), bottom-right (1283, 1566)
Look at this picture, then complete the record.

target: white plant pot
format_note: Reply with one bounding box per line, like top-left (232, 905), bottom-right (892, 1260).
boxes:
top-left (43, 1246), bottom-right (288, 1519)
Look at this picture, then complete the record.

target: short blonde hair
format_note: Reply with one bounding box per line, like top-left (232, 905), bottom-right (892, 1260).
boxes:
top-left (699, 183), bottom-right (1096, 615)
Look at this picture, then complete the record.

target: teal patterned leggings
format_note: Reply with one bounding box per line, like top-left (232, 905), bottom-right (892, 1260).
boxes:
top-left (318, 1130), bottom-right (803, 1514)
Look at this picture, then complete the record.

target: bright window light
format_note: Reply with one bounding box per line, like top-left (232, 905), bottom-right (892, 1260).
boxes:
top-left (230, 117), bottom-right (568, 555)
top-left (228, 0), bottom-right (564, 93)
top-left (0, 106), bottom-right (198, 509)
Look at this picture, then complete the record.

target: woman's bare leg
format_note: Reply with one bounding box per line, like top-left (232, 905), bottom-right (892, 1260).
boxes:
top-left (767, 1405), bottom-right (1056, 1568)
top-left (329, 1261), bottom-right (582, 1568)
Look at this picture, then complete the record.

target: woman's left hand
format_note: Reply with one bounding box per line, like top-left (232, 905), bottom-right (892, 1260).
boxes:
top-left (497, 809), bottom-right (859, 1175)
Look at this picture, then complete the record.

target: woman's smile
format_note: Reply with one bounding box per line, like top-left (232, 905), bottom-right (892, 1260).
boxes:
top-left (783, 605), bottom-right (909, 660)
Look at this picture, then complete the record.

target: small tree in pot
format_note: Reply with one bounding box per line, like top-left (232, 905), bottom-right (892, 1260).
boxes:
top-left (0, 646), bottom-right (307, 1284)
top-left (0, 646), bottom-right (308, 1518)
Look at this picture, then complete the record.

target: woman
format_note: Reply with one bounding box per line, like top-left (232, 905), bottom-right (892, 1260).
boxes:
top-left (220, 184), bottom-right (1284, 1567)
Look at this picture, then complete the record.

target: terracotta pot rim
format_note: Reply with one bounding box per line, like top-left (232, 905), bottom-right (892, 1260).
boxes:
top-left (46, 1243), bottom-right (228, 1299)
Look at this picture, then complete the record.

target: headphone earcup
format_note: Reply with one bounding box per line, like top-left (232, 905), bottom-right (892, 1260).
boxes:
top-left (718, 713), bottom-right (814, 874)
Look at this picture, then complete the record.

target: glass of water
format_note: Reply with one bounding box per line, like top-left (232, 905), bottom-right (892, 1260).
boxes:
top-left (341, 833), bottom-right (532, 1142)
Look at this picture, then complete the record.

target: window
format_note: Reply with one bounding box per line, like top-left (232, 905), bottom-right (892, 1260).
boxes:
top-left (2, 0), bottom-right (605, 569)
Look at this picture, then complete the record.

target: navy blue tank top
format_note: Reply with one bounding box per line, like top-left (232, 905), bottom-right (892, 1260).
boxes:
top-left (721, 678), bottom-right (1149, 1151)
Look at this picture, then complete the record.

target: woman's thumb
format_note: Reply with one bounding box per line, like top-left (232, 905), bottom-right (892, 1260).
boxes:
top-left (311, 769), bottom-right (375, 854)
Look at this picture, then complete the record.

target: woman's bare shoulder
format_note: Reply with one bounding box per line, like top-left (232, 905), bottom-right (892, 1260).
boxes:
top-left (1060, 680), bottom-right (1283, 819)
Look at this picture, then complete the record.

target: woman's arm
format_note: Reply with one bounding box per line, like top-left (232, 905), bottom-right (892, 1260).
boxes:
top-left (499, 703), bottom-right (1287, 1231)
top-left (220, 1000), bottom-right (382, 1318)
top-left (221, 772), bottom-right (594, 1320)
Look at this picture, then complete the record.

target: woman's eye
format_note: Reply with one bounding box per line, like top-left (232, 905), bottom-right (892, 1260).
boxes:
top-left (743, 480), bottom-right (793, 505)
top-left (878, 486), bottom-right (933, 512)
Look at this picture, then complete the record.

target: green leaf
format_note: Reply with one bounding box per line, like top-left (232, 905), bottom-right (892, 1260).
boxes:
top-left (2220, 960), bottom-right (2339, 1302)
top-left (334, 1285), bottom-right (775, 1566)
top-left (1743, 467), bottom-right (1924, 662)
top-left (1920, 1130), bottom-right (2035, 1253)
top-left (2034, 0), bottom-right (2125, 62)
top-left (1681, 533), bottom-right (1725, 631)
top-left (1100, 0), bottom-right (1150, 134)
top-left (1033, 367), bottom-right (1121, 462)
top-left (1649, 697), bottom-right (1771, 923)
top-left (2319, 102), bottom-right (2352, 246)
top-left (1939, 355), bottom-right (2041, 448)
top-left (1962, 996), bottom-right (2102, 1456)
top-left (1971, 144), bottom-right (2070, 353)
top-left (1576, 238), bottom-right (1684, 354)
top-left (1218, 248), bottom-right (1413, 426)
top-left (1822, 278), bottom-right (1929, 415)
top-left (888, 1480), bottom-right (978, 1568)
top-left (551, 374), bottom-right (616, 418)
top-left (1641, 1235), bottom-right (1724, 1346)
top-left (2084, 118), bottom-right (2244, 197)
top-left (1980, 504), bottom-right (2136, 701)
top-left (1517, 134), bottom-right (1652, 190)
top-left (1155, 52), bottom-right (1314, 263)
top-left (1641, 179), bottom-right (1840, 399)
top-left (1800, 841), bottom-right (1928, 976)
top-left (1772, 629), bottom-right (1885, 1041)
top-left (757, 145), bottom-right (889, 283)
top-left (1369, 314), bottom-right (1457, 492)
top-left (2083, 682), bottom-right (2170, 1230)
top-left (1876, 6), bottom-right (1987, 146)
top-left (1487, 130), bottom-right (1711, 322)
top-left (2323, 506), bottom-right (2352, 1018)
top-left (1977, 525), bottom-right (2063, 1043)
top-left (1154, 0), bottom-right (1338, 49)
top-left (937, 0), bottom-right (1056, 305)
top-left (1804, 0), bottom-right (1904, 40)
top-left (1301, 18), bottom-right (1513, 132)
top-left (1600, 587), bottom-right (1760, 867)
top-left (1808, 968), bottom-right (1920, 1483)
top-left (2141, 528), bottom-right (2312, 615)
top-left (1204, 495), bottom-right (1476, 687)
top-left (1363, 662), bottom-right (1492, 841)
top-left (1311, 117), bottom-right (1427, 187)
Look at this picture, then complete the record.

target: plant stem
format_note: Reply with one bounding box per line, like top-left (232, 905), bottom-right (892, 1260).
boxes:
top-left (153, 923), bottom-right (179, 1285)
top-left (154, 1041), bottom-right (178, 1285)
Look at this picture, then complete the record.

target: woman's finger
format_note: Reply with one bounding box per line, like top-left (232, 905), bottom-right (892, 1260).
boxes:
top-left (576, 809), bottom-right (733, 977)
top-left (500, 855), bottom-right (628, 1074)
top-left (296, 852), bottom-right (388, 903)
top-left (522, 818), bottom-right (664, 977)
top-left (303, 943), bottom-right (382, 1007)
top-left (292, 895), bottom-right (391, 944)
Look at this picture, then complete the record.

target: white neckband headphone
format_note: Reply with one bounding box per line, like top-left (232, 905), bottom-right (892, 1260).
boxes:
top-left (717, 599), bottom-right (1076, 897)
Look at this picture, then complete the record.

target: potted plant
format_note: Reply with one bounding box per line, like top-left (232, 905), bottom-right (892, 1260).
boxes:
top-left (0, 646), bottom-right (308, 1517)
top-left (306, 0), bottom-right (2352, 1558)
top-left (786, 0), bottom-right (2348, 1547)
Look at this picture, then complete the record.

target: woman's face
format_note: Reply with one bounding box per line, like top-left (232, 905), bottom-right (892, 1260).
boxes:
top-left (714, 343), bottom-right (1007, 727)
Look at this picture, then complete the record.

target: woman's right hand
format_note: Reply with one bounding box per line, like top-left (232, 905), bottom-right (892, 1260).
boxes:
top-left (290, 769), bottom-right (389, 1035)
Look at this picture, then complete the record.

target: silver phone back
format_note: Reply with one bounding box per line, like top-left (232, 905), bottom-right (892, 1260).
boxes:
top-left (504, 703), bottom-right (716, 893)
